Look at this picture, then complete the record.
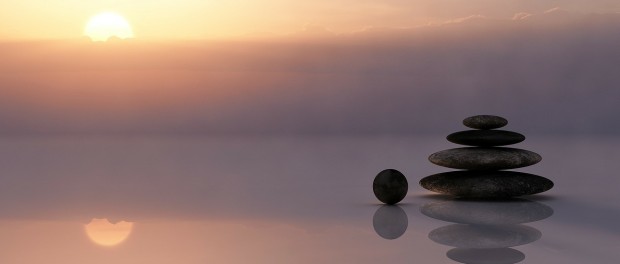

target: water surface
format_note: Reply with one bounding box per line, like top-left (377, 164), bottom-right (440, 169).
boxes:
top-left (0, 135), bottom-right (617, 263)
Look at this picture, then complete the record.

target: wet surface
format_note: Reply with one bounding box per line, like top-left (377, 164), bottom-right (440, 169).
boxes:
top-left (0, 136), bottom-right (618, 263)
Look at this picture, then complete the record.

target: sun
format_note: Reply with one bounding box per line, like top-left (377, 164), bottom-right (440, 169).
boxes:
top-left (85, 12), bottom-right (134, 42)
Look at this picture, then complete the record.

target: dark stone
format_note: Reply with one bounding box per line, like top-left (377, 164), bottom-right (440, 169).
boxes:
top-left (447, 248), bottom-right (525, 264)
top-left (463, 115), bottom-right (508, 130)
top-left (429, 147), bottom-right (541, 170)
top-left (372, 205), bottom-right (408, 239)
top-left (419, 171), bottom-right (554, 198)
top-left (373, 169), bottom-right (408, 204)
top-left (447, 130), bottom-right (525, 147)
top-left (429, 224), bottom-right (541, 248)
top-left (421, 199), bottom-right (554, 225)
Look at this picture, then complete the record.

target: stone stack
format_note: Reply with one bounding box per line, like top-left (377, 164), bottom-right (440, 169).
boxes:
top-left (420, 115), bottom-right (553, 198)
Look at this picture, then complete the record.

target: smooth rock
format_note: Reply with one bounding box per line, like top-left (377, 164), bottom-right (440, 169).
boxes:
top-left (373, 205), bottom-right (408, 239)
top-left (463, 115), bottom-right (508, 130)
top-left (373, 169), bottom-right (408, 204)
top-left (429, 224), bottom-right (541, 248)
top-left (421, 199), bottom-right (554, 225)
top-left (447, 248), bottom-right (525, 264)
top-left (429, 147), bottom-right (541, 170)
top-left (419, 171), bottom-right (554, 198)
top-left (447, 130), bottom-right (525, 147)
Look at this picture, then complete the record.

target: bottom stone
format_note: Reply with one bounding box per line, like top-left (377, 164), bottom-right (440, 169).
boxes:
top-left (419, 171), bottom-right (553, 198)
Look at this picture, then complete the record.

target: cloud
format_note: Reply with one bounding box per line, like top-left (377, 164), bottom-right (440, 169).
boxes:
top-left (544, 7), bottom-right (564, 14)
top-left (513, 12), bottom-right (534, 20)
top-left (297, 24), bottom-right (335, 36)
top-left (442, 14), bottom-right (487, 24)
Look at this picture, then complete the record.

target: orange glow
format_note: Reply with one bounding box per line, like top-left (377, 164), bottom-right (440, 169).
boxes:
top-left (85, 12), bottom-right (134, 41)
top-left (0, 1), bottom-right (430, 40)
top-left (0, 1), bottom-right (613, 41)
top-left (85, 218), bottom-right (134, 247)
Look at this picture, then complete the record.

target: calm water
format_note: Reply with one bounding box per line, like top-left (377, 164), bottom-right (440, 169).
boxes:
top-left (0, 135), bottom-right (618, 263)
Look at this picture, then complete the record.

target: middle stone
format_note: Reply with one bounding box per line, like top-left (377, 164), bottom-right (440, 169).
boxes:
top-left (447, 130), bottom-right (525, 147)
top-left (429, 147), bottom-right (542, 170)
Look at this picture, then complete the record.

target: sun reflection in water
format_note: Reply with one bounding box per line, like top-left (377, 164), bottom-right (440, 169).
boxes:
top-left (85, 218), bottom-right (134, 247)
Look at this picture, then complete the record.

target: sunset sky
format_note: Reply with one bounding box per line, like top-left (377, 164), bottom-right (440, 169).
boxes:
top-left (0, 1), bottom-right (618, 40)
top-left (0, 1), bottom-right (618, 135)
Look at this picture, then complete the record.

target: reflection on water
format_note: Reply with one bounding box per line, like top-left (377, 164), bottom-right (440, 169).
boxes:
top-left (421, 199), bottom-right (553, 263)
top-left (84, 218), bottom-right (134, 247)
top-left (421, 199), bottom-right (553, 225)
top-left (1, 136), bottom-right (618, 263)
top-left (372, 205), bottom-right (408, 240)
top-left (428, 224), bottom-right (541, 248)
top-left (447, 248), bottom-right (525, 264)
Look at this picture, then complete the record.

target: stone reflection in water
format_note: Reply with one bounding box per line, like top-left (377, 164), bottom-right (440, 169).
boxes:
top-left (421, 198), bottom-right (553, 225)
top-left (447, 248), bottom-right (525, 264)
top-left (429, 224), bottom-right (541, 248)
top-left (421, 199), bottom-right (553, 263)
top-left (372, 205), bottom-right (408, 240)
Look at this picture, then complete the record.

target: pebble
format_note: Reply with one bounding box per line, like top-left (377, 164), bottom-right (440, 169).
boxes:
top-left (463, 115), bottom-right (508, 130)
top-left (373, 169), bottom-right (408, 204)
top-left (429, 147), bottom-right (541, 170)
top-left (419, 171), bottom-right (554, 198)
top-left (447, 130), bottom-right (525, 147)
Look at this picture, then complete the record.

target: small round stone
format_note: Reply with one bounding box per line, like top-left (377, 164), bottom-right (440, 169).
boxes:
top-left (429, 147), bottom-right (541, 170)
top-left (447, 130), bottom-right (525, 147)
top-left (373, 169), bottom-right (408, 204)
top-left (447, 248), bottom-right (525, 264)
top-left (463, 115), bottom-right (508, 130)
top-left (373, 205), bottom-right (408, 239)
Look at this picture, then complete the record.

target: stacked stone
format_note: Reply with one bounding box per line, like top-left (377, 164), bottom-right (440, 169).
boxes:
top-left (420, 115), bottom-right (553, 198)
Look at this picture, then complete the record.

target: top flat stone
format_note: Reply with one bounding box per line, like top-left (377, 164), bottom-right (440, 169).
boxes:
top-left (463, 115), bottom-right (508, 130)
